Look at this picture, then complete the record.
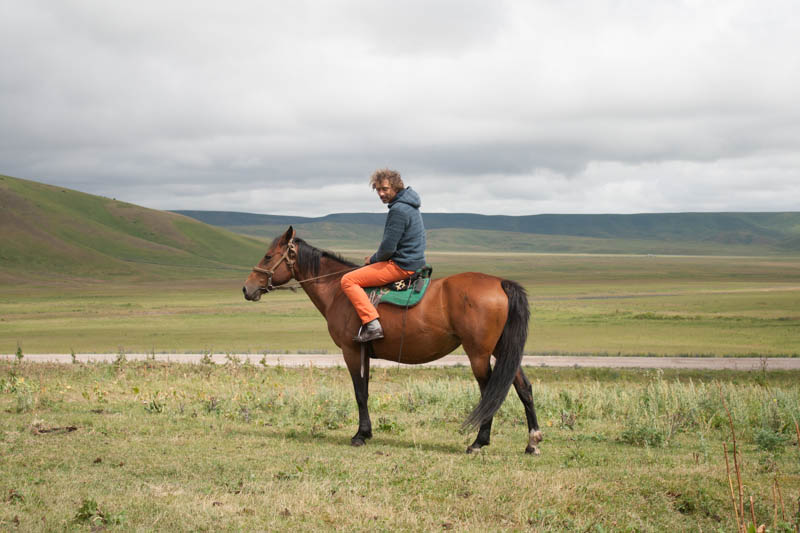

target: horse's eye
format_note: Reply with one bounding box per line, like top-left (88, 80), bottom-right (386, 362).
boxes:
top-left (264, 254), bottom-right (272, 261)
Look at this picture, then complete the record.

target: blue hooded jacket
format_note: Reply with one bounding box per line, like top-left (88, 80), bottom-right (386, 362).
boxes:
top-left (369, 187), bottom-right (427, 271)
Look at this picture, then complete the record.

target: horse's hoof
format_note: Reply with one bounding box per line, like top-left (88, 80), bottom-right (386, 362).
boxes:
top-left (465, 445), bottom-right (480, 454)
top-left (351, 437), bottom-right (367, 447)
top-left (525, 429), bottom-right (543, 454)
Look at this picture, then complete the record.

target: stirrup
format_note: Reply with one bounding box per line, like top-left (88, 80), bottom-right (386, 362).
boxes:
top-left (353, 321), bottom-right (384, 343)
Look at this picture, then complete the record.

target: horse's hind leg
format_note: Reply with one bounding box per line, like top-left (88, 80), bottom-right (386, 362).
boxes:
top-left (514, 367), bottom-right (543, 455)
top-left (467, 417), bottom-right (493, 454)
top-left (466, 353), bottom-right (493, 454)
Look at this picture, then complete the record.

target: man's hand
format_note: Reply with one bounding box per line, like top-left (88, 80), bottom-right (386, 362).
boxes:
top-left (363, 256), bottom-right (371, 265)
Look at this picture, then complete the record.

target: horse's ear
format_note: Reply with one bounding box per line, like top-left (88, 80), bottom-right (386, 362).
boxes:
top-left (282, 226), bottom-right (295, 243)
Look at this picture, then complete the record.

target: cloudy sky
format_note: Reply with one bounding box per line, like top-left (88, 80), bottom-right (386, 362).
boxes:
top-left (1, 1), bottom-right (798, 216)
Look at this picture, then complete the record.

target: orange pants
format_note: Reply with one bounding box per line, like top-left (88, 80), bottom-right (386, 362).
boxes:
top-left (340, 260), bottom-right (416, 324)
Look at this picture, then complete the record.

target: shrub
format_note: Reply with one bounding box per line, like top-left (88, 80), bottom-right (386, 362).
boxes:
top-left (619, 421), bottom-right (666, 447)
top-left (754, 428), bottom-right (786, 453)
top-left (144, 392), bottom-right (165, 414)
top-left (10, 377), bottom-right (35, 413)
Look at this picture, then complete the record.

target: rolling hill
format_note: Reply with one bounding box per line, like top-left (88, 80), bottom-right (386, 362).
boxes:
top-left (0, 175), bottom-right (266, 282)
top-left (174, 210), bottom-right (800, 255)
top-left (2, 171), bottom-right (798, 286)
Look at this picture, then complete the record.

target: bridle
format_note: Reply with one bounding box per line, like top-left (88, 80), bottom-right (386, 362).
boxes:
top-left (250, 237), bottom-right (361, 294)
top-left (251, 238), bottom-right (298, 294)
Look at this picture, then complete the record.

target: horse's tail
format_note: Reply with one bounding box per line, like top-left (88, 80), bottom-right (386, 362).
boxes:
top-left (462, 279), bottom-right (530, 430)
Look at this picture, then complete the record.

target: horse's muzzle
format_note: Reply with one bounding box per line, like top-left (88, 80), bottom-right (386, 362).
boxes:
top-left (242, 285), bottom-right (262, 301)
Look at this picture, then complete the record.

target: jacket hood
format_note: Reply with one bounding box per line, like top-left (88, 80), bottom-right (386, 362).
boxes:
top-left (389, 187), bottom-right (421, 209)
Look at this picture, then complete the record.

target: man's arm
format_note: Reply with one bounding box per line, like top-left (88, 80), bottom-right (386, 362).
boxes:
top-left (369, 208), bottom-right (407, 264)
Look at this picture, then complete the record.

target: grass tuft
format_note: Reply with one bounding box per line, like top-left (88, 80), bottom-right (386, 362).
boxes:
top-left (74, 498), bottom-right (126, 527)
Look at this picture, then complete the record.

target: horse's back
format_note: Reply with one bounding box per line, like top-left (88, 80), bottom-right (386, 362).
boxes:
top-left (425, 271), bottom-right (508, 322)
top-left (380, 271), bottom-right (509, 321)
top-left (434, 272), bottom-right (509, 306)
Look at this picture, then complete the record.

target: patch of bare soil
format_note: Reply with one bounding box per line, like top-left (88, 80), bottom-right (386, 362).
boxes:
top-left (30, 423), bottom-right (78, 435)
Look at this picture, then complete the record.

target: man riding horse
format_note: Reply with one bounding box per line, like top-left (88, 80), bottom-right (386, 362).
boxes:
top-left (341, 168), bottom-right (427, 343)
top-left (243, 171), bottom-right (542, 453)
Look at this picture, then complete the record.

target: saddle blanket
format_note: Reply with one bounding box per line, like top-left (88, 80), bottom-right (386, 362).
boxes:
top-left (365, 266), bottom-right (432, 308)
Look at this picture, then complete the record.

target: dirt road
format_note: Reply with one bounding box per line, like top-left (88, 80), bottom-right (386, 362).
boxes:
top-left (3, 353), bottom-right (799, 370)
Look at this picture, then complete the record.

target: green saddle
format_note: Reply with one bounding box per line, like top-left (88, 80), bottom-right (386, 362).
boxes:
top-left (365, 266), bottom-right (433, 308)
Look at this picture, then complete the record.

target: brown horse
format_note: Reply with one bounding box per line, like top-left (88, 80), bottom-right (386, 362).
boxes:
top-left (242, 227), bottom-right (543, 454)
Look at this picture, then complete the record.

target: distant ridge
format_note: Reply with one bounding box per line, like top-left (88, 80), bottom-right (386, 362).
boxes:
top-left (174, 210), bottom-right (800, 255)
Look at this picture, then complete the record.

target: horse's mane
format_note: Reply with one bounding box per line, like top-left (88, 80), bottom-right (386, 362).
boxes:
top-left (272, 236), bottom-right (358, 277)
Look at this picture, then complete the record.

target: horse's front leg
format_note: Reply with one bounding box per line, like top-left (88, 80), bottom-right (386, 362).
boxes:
top-left (344, 346), bottom-right (372, 446)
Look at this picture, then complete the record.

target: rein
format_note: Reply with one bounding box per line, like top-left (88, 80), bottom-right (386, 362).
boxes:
top-left (267, 268), bottom-right (360, 292)
top-left (251, 238), bottom-right (359, 293)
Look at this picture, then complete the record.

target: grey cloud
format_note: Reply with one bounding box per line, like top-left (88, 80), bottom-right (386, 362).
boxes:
top-left (333, 0), bottom-right (512, 56)
top-left (1, 1), bottom-right (799, 216)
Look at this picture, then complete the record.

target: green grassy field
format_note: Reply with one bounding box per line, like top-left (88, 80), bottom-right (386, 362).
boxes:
top-left (2, 252), bottom-right (799, 357)
top-left (1, 360), bottom-right (799, 531)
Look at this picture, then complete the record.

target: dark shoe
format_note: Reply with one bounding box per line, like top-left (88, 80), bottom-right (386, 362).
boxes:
top-left (353, 319), bottom-right (384, 342)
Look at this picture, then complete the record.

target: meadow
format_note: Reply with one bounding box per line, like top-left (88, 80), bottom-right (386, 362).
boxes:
top-left (2, 251), bottom-right (800, 531)
top-left (2, 252), bottom-right (799, 357)
top-left (1, 359), bottom-right (799, 531)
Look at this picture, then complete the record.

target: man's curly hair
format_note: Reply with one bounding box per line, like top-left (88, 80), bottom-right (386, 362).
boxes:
top-left (369, 168), bottom-right (404, 192)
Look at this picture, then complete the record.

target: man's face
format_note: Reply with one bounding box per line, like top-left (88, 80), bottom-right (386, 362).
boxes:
top-left (375, 179), bottom-right (398, 204)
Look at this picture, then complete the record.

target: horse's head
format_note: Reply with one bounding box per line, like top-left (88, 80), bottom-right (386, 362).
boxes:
top-left (242, 226), bottom-right (297, 301)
